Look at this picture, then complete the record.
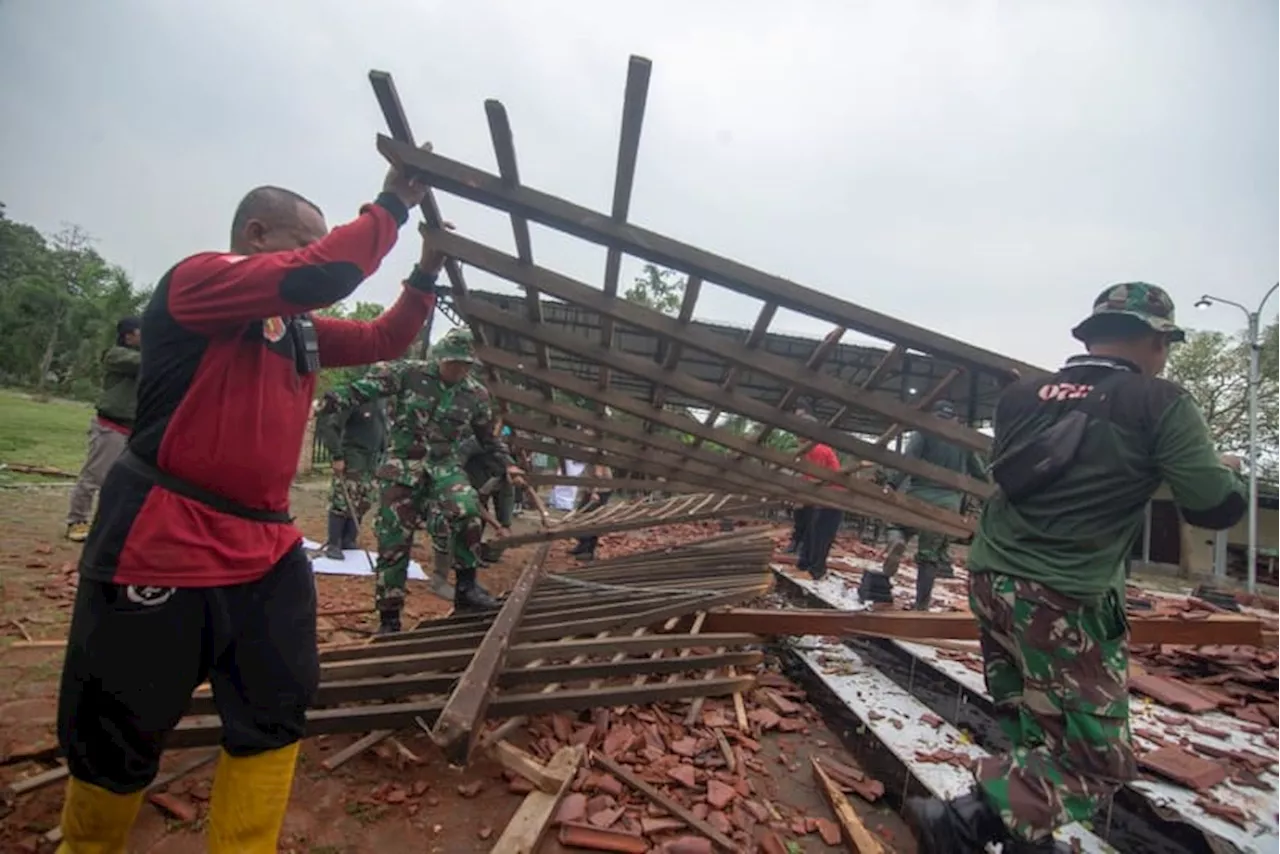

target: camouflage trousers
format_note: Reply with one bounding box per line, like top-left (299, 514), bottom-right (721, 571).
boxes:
top-left (328, 468), bottom-right (377, 524)
top-left (372, 465), bottom-right (483, 612)
top-left (968, 570), bottom-right (1136, 842)
top-left (885, 526), bottom-right (952, 568)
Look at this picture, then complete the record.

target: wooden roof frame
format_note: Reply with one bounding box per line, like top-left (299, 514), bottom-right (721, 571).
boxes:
top-left (367, 58), bottom-right (1047, 536)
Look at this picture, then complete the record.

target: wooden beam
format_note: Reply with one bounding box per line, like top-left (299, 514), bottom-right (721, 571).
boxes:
top-left (431, 543), bottom-right (550, 764)
top-left (597, 56), bottom-right (652, 396)
top-left (442, 240), bottom-right (991, 455)
top-left (485, 363), bottom-right (977, 535)
top-left (700, 608), bottom-right (1267, 647)
top-left (460, 298), bottom-right (991, 498)
top-left (874, 367), bottom-right (963, 448)
top-left (694, 300), bottom-right (779, 446)
top-left (483, 100), bottom-right (553, 401)
top-left (491, 744), bottom-right (584, 854)
top-left (790, 344), bottom-right (903, 461)
top-left (757, 324), bottom-right (846, 445)
top-left (649, 276), bottom-right (704, 419)
top-left (592, 752), bottom-right (739, 851)
top-left (503, 408), bottom-right (972, 537)
top-left (812, 757), bottom-right (885, 854)
top-left (377, 134), bottom-right (1044, 380)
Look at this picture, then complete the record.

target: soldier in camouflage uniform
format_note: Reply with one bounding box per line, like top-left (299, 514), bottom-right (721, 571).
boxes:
top-left (905, 284), bottom-right (1247, 853)
top-left (859, 399), bottom-right (988, 609)
top-left (315, 394), bottom-right (387, 560)
top-left (318, 329), bottom-right (521, 633)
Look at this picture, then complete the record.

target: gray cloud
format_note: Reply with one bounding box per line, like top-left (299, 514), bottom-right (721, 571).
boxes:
top-left (1, 0), bottom-right (1275, 370)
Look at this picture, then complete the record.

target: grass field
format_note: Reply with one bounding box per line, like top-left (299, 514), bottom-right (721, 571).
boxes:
top-left (0, 388), bottom-right (92, 481)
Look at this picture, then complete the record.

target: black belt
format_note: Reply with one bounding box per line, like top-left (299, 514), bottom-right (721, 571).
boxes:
top-left (119, 450), bottom-right (293, 524)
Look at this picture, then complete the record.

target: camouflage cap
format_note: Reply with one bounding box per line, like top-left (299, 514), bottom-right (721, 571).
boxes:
top-left (430, 328), bottom-right (477, 364)
top-left (932, 399), bottom-right (957, 418)
top-left (1071, 282), bottom-right (1185, 343)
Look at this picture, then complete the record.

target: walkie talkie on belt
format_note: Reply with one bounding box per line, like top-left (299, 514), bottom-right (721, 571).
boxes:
top-left (290, 315), bottom-right (321, 375)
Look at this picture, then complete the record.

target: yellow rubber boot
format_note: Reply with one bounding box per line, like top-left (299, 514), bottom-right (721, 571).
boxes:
top-left (56, 777), bottom-right (144, 854)
top-left (206, 743), bottom-right (301, 853)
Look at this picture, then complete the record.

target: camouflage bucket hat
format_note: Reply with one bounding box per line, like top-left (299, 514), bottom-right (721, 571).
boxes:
top-left (431, 329), bottom-right (476, 364)
top-left (1071, 282), bottom-right (1185, 344)
top-left (932, 399), bottom-right (957, 419)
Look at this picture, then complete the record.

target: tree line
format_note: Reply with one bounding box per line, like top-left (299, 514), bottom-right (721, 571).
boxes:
top-left (0, 205), bottom-right (1273, 477)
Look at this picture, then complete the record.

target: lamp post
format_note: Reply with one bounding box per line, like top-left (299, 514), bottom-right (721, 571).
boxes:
top-left (1195, 283), bottom-right (1279, 593)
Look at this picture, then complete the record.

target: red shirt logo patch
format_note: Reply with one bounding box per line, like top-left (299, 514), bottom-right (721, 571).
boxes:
top-left (262, 316), bottom-right (287, 343)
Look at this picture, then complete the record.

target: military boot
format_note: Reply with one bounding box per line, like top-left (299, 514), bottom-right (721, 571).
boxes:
top-left (479, 542), bottom-right (504, 564)
top-left (376, 610), bottom-right (402, 636)
top-left (903, 790), bottom-right (1012, 854)
top-left (857, 571), bottom-right (895, 604)
top-left (429, 551), bottom-right (455, 601)
top-left (914, 562), bottom-right (939, 611)
top-left (454, 566), bottom-right (499, 612)
top-left (323, 513), bottom-right (346, 560)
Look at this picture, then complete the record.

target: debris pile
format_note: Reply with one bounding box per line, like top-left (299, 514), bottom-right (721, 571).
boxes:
top-left (506, 669), bottom-right (890, 852)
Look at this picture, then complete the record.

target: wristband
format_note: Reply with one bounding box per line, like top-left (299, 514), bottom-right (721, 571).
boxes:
top-left (406, 265), bottom-right (440, 292)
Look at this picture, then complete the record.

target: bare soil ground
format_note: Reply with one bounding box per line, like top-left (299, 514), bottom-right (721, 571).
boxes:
top-left (0, 486), bottom-right (914, 853)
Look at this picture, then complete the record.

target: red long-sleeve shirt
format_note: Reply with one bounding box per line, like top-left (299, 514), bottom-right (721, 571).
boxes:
top-left (81, 193), bottom-right (435, 587)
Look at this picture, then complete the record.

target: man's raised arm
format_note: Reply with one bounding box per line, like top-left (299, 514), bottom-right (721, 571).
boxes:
top-left (314, 222), bottom-right (453, 368)
top-left (166, 148), bottom-right (434, 333)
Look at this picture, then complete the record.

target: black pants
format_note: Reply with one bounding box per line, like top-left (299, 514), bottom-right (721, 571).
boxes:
top-left (573, 490), bottom-right (612, 553)
top-left (799, 507), bottom-right (843, 578)
top-left (790, 506), bottom-right (814, 551)
top-left (57, 545), bottom-right (319, 794)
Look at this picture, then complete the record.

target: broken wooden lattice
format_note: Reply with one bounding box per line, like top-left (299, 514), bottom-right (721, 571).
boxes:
top-left (367, 57), bottom-right (1051, 546)
top-left (157, 531), bottom-right (777, 765)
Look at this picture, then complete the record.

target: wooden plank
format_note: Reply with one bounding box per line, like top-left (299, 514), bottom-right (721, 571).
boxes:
top-left (367, 72), bottom-right (495, 367)
top-left (490, 744), bottom-right (584, 854)
top-left (490, 740), bottom-right (564, 794)
top-left (597, 56), bottom-right (652, 395)
top-left (874, 367), bottom-right (963, 448)
top-left (649, 276), bottom-right (704, 419)
top-left (793, 345), bottom-right (903, 460)
top-left (757, 324), bottom-right (846, 444)
top-left (168, 676), bottom-right (758, 750)
top-left (701, 608), bottom-right (1266, 647)
top-left (460, 297), bottom-right (991, 497)
top-left (490, 365), bottom-right (977, 534)
top-left (504, 410), bottom-right (972, 537)
top-left (430, 543), bottom-right (545, 764)
top-left (812, 757), bottom-right (885, 854)
top-left (442, 238), bottom-right (992, 457)
top-left (377, 134), bottom-right (1043, 380)
top-left (593, 752), bottom-right (738, 851)
top-left (321, 730), bottom-right (392, 771)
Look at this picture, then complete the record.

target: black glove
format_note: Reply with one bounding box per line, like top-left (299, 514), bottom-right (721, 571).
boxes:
top-left (406, 265), bottom-right (447, 295)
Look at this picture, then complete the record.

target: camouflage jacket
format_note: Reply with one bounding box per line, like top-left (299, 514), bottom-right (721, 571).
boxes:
top-left (320, 360), bottom-right (513, 483)
top-left (315, 398), bottom-right (387, 473)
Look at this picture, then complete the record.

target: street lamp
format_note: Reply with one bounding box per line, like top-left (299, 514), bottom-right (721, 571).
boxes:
top-left (1195, 283), bottom-right (1279, 593)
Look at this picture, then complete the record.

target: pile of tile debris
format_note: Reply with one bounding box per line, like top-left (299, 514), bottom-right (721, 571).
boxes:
top-left (498, 670), bottom-right (892, 853)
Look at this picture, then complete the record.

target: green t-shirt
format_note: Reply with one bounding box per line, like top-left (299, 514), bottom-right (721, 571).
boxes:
top-left (969, 356), bottom-right (1246, 599)
top-left (889, 431), bottom-right (988, 513)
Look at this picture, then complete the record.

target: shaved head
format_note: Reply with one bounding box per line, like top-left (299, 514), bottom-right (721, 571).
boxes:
top-left (230, 186), bottom-right (327, 254)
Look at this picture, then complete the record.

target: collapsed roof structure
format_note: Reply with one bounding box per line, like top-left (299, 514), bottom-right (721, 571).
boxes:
top-left (368, 57), bottom-right (1049, 543)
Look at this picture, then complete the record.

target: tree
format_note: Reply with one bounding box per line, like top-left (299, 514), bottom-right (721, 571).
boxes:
top-left (0, 204), bottom-right (150, 399)
top-left (624, 264), bottom-right (686, 316)
top-left (1165, 324), bottom-right (1279, 479)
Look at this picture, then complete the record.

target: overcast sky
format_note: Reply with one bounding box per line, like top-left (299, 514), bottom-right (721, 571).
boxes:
top-left (1, 0), bottom-right (1275, 371)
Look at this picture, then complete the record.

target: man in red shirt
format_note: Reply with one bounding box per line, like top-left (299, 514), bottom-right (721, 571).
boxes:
top-left (796, 423), bottom-right (844, 580)
top-left (55, 154), bottom-right (441, 852)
